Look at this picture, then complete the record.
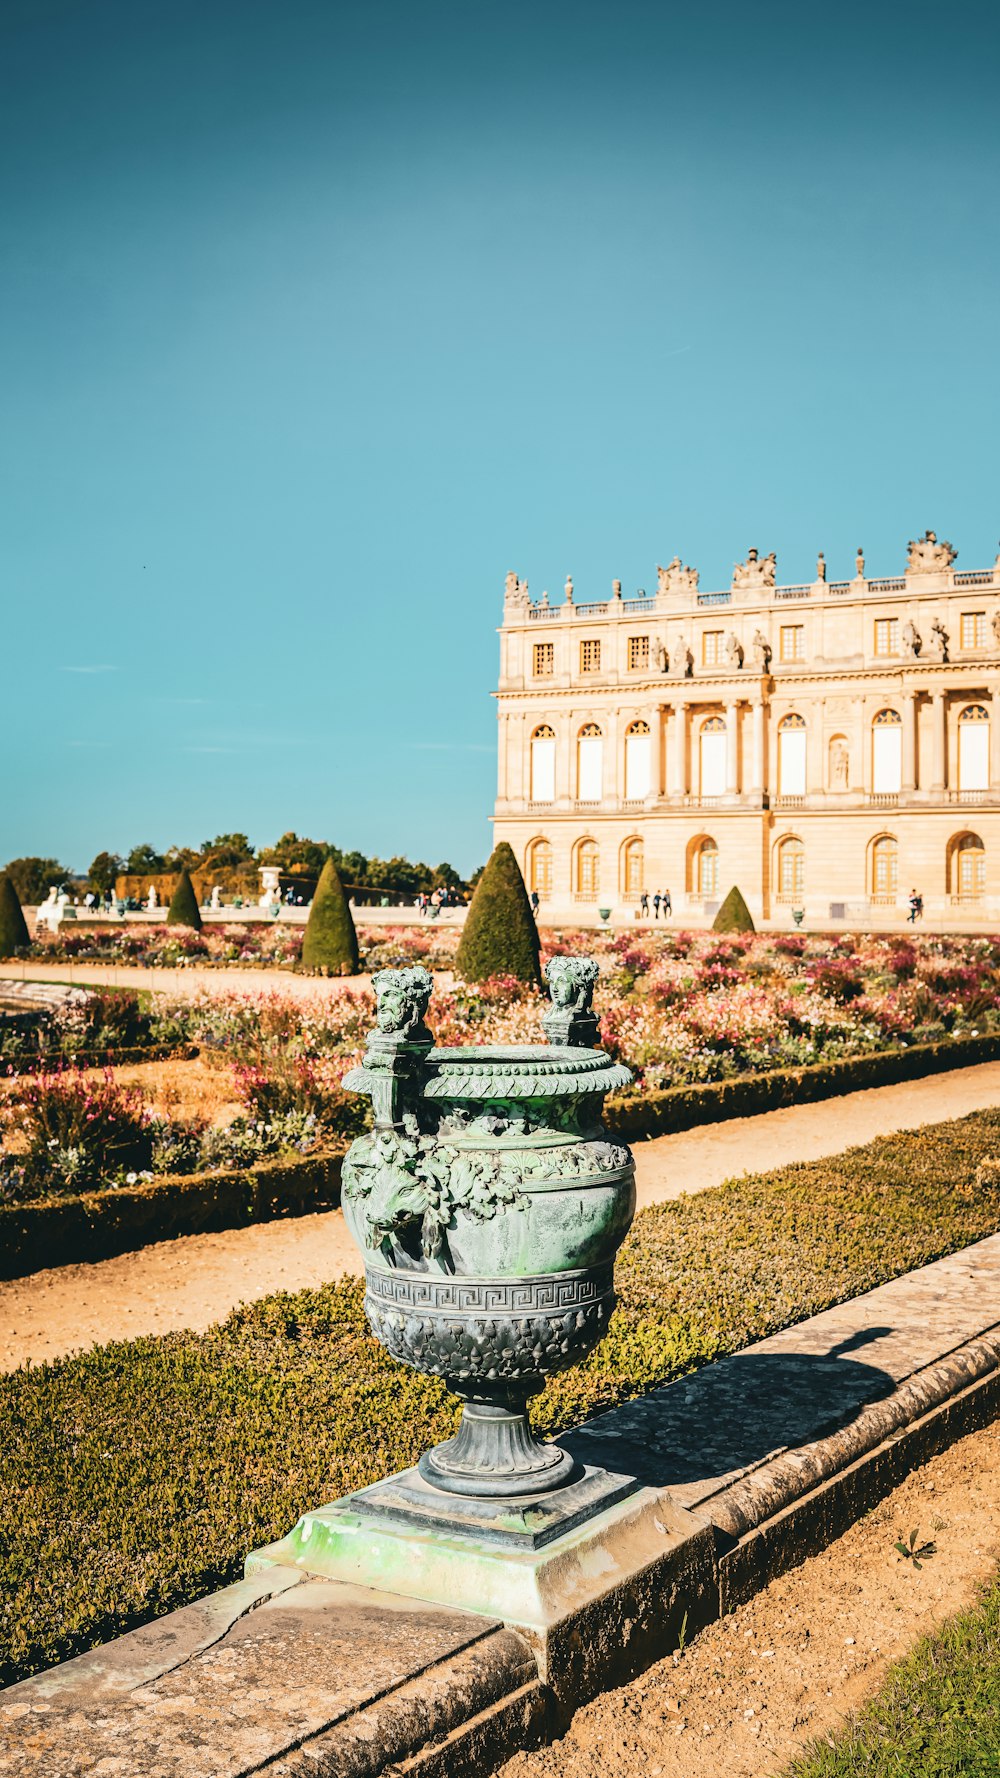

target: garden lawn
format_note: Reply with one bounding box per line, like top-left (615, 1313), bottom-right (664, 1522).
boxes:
top-left (4, 1107), bottom-right (1000, 1688)
top-left (787, 1580), bottom-right (1000, 1777)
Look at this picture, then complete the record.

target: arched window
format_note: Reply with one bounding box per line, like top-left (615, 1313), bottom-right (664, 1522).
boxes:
top-left (526, 838), bottom-right (553, 899)
top-left (951, 832), bottom-right (985, 900)
top-left (778, 713), bottom-right (807, 796)
top-left (696, 837), bottom-right (719, 898)
top-left (776, 835), bottom-right (804, 899)
top-left (624, 720), bottom-right (652, 801)
top-left (622, 837), bottom-right (644, 898)
top-left (530, 725), bottom-right (556, 803)
top-left (699, 715), bottom-right (726, 798)
top-left (872, 708), bottom-right (902, 795)
top-left (575, 838), bottom-right (600, 900)
top-left (577, 724), bottom-right (603, 801)
top-left (958, 705), bottom-right (989, 793)
top-left (871, 835), bottom-right (899, 900)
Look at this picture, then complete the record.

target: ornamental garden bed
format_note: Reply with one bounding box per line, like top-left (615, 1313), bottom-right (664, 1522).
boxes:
top-left (3, 1107), bottom-right (1000, 1687)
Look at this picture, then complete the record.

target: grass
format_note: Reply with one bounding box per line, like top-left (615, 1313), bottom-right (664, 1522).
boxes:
top-left (3, 1108), bottom-right (1000, 1688)
top-left (787, 1582), bottom-right (1000, 1777)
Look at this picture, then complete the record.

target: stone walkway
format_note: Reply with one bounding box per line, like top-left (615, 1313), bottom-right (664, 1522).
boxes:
top-left (3, 1060), bottom-right (999, 1372)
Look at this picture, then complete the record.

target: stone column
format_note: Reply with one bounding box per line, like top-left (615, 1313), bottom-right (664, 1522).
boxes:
top-left (991, 684), bottom-right (1000, 790)
top-left (556, 714), bottom-right (573, 805)
top-left (670, 699), bottom-right (687, 797)
top-left (725, 700), bottom-right (740, 796)
top-left (750, 697), bottom-right (765, 798)
top-left (857, 697), bottom-right (871, 795)
top-left (901, 690), bottom-right (917, 794)
top-left (931, 690), bottom-right (947, 793)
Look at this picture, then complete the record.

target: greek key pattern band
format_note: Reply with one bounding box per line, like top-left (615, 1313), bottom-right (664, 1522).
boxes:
top-left (364, 1263), bottom-right (614, 1316)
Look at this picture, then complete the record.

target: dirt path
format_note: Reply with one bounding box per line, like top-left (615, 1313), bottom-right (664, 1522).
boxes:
top-left (498, 1421), bottom-right (1000, 1778)
top-left (2, 1060), bottom-right (999, 1372)
top-left (0, 961), bottom-right (377, 1000)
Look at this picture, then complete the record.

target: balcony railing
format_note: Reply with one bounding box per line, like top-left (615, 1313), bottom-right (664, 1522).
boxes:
top-left (867, 792), bottom-right (900, 806)
top-left (774, 794), bottom-right (804, 808)
top-left (954, 571), bottom-right (995, 587)
top-left (622, 597), bottom-right (653, 613)
top-left (697, 590), bottom-right (732, 607)
top-left (947, 789), bottom-right (989, 804)
top-left (828, 581), bottom-right (852, 595)
top-left (867, 577), bottom-right (905, 593)
top-left (527, 605), bottom-right (559, 620)
top-left (774, 585), bottom-right (812, 601)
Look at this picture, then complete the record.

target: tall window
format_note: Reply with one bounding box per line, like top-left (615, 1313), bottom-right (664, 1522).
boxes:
top-left (777, 836), bottom-right (805, 899)
top-left (624, 719), bottom-right (652, 800)
top-left (780, 625), bottom-right (805, 663)
top-left (778, 712), bottom-right (807, 795)
top-left (622, 837), bottom-right (644, 898)
top-left (575, 838), bottom-right (600, 899)
top-left (958, 705), bottom-right (989, 792)
top-left (527, 838), bottom-right (553, 898)
top-left (577, 724), bottom-right (603, 800)
top-left (530, 725), bottom-right (556, 803)
top-left (953, 833), bottom-right (986, 899)
top-left (580, 639), bottom-right (601, 674)
top-left (628, 635), bottom-right (649, 672)
top-left (872, 835), bottom-right (899, 899)
top-left (699, 714), bottom-right (726, 797)
top-left (696, 837), bottom-right (719, 897)
top-left (532, 641), bottom-right (554, 678)
top-left (872, 708), bottom-right (903, 794)
top-left (960, 612), bottom-right (987, 650)
top-left (874, 618), bottom-right (900, 657)
top-left (702, 631), bottom-right (723, 666)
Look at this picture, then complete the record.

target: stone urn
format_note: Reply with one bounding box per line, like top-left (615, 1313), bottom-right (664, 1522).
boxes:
top-left (341, 957), bottom-right (635, 1502)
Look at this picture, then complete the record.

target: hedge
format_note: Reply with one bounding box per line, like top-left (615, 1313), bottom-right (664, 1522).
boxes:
top-left (1, 1042), bottom-right (198, 1077)
top-left (604, 1029), bottom-right (1000, 1141)
top-left (0, 1148), bottom-right (344, 1280)
top-left (455, 840), bottom-right (541, 986)
top-left (300, 857), bottom-right (358, 975)
top-left (3, 1107), bottom-right (1000, 1686)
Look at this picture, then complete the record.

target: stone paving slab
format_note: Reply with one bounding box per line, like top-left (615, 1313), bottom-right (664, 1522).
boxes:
top-left (4, 1237), bottom-right (1000, 1776)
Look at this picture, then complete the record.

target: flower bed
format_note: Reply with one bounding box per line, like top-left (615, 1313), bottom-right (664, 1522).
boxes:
top-left (3, 1107), bottom-right (1000, 1685)
top-left (27, 922), bottom-right (461, 971)
top-left (0, 987), bottom-right (187, 1069)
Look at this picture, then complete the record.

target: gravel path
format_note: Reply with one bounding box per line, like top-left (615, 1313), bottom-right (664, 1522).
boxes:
top-left (3, 1061), bottom-right (1000, 1372)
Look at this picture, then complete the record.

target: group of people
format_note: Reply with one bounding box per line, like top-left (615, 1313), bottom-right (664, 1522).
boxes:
top-left (416, 887), bottom-right (462, 918)
top-left (639, 890), bottom-right (672, 919)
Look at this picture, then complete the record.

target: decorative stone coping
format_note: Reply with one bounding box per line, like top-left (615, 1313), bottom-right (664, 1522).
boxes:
top-left (5, 1236), bottom-right (1000, 1776)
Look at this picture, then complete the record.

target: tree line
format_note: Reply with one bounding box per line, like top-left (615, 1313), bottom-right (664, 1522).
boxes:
top-left (2, 832), bottom-right (478, 904)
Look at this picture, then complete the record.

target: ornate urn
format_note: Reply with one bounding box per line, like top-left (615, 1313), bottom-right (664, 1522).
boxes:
top-left (341, 957), bottom-right (635, 1502)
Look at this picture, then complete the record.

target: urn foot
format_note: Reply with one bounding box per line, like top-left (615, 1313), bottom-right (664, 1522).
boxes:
top-left (418, 1399), bottom-right (579, 1498)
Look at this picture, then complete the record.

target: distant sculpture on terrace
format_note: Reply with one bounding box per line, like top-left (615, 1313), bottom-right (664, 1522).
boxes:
top-left (930, 616), bottom-right (950, 661)
top-left (855, 547), bottom-right (865, 578)
top-left (732, 548), bottom-right (777, 592)
top-left (725, 631), bottom-right (744, 668)
top-left (816, 552), bottom-right (826, 582)
top-left (503, 571), bottom-right (530, 609)
top-left (672, 634), bottom-right (693, 677)
top-left (907, 530), bottom-right (957, 573)
top-left (902, 618), bottom-right (922, 657)
top-left (657, 557), bottom-right (699, 596)
top-left (654, 640), bottom-right (669, 673)
top-left (564, 575), bottom-right (574, 604)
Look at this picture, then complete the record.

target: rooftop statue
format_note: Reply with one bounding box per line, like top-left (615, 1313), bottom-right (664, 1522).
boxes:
top-left (657, 557), bottom-right (699, 595)
top-left (732, 547), bottom-right (777, 592)
top-left (816, 552), bottom-right (826, 582)
top-left (503, 571), bottom-right (530, 608)
top-left (907, 530), bottom-right (957, 573)
top-left (564, 575), bottom-right (574, 604)
top-left (856, 547), bottom-right (865, 578)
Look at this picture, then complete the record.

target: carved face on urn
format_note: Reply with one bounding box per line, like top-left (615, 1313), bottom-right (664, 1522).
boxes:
top-left (545, 955), bottom-right (599, 1013)
top-left (372, 966), bottom-right (433, 1037)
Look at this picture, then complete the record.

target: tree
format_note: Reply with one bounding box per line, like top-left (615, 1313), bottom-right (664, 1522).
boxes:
top-left (166, 865), bottom-right (202, 930)
top-left (455, 842), bottom-right (541, 987)
top-left (301, 857), bottom-right (358, 974)
top-left (89, 852), bottom-right (123, 895)
top-left (201, 833), bottom-right (255, 866)
top-left (0, 874), bottom-right (30, 957)
top-left (712, 886), bottom-right (756, 934)
top-left (259, 832), bottom-right (329, 875)
top-left (3, 857), bottom-right (68, 904)
top-left (126, 842), bottom-right (166, 875)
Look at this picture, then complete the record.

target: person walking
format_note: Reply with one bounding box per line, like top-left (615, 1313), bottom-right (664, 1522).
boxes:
top-left (530, 889), bottom-right (540, 917)
top-left (662, 888), bottom-right (672, 917)
top-left (653, 891), bottom-right (661, 920)
top-left (907, 888), bottom-right (919, 924)
top-left (639, 891), bottom-right (649, 917)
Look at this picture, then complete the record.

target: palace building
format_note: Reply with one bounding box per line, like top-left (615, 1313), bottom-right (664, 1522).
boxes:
top-left (492, 533), bottom-right (1000, 923)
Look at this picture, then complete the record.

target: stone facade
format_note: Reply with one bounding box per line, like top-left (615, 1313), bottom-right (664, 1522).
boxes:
top-left (493, 537), bottom-right (1000, 922)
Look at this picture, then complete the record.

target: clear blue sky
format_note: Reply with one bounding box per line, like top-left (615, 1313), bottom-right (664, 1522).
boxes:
top-left (4, 0), bottom-right (999, 876)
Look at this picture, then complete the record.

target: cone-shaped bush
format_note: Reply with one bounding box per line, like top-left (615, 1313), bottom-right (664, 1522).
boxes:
top-left (300, 857), bottom-right (359, 975)
top-left (0, 874), bottom-right (30, 957)
top-left (712, 885), bottom-right (755, 934)
top-left (166, 866), bottom-right (202, 931)
top-left (455, 842), bottom-right (541, 987)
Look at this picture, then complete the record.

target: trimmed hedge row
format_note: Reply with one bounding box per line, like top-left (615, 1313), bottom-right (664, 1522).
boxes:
top-left (4, 1108), bottom-right (1000, 1686)
top-left (0, 1149), bottom-right (343, 1280)
top-left (604, 1030), bottom-right (1000, 1141)
top-left (1, 1041), bottom-right (198, 1077)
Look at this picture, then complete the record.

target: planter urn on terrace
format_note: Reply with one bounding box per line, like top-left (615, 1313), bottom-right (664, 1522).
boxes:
top-left (338, 956), bottom-right (637, 1513)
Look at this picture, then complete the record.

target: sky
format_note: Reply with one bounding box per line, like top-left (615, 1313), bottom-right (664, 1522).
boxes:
top-left (4, 0), bottom-right (999, 877)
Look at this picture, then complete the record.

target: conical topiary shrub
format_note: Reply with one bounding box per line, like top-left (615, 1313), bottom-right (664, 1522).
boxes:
top-left (166, 865), bottom-right (202, 931)
top-left (0, 873), bottom-right (30, 957)
top-left (455, 842), bottom-right (541, 987)
top-left (300, 856), bottom-right (359, 975)
top-left (712, 885), bottom-right (755, 934)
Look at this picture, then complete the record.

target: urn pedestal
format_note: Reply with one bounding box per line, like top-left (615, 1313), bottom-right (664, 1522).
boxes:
top-left (246, 960), bottom-right (644, 1620)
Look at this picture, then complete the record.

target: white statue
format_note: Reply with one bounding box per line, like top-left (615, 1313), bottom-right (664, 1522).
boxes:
top-left (902, 618), bottom-right (922, 657)
top-left (907, 530), bottom-right (957, 573)
top-left (725, 631), bottom-right (744, 668)
top-left (564, 575), bottom-right (574, 603)
top-left (672, 634), bottom-right (693, 677)
top-left (732, 548), bottom-right (777, 592)
top-left (210, 884), bottom-right (222, 910)
top-left (657, 557), bottom-right (699, 595)
top-left (751, 629), bottom-right (772, 671)
top-left (830, 740), bottom-right (849, 789)
top-left (930, 616), bottom-right (950, 661)
top-left (503, 571), bottom-right (529, 609)
top-left (146, 885), bottom-right (158, 910)
top-left (855, 547), bottom-right (865, 578)
top-left (816, 552), bottom-right (826, 582)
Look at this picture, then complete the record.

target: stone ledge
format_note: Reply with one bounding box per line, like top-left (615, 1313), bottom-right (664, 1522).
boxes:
top-left (4, 1236), bottom-right (1000, 1776)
